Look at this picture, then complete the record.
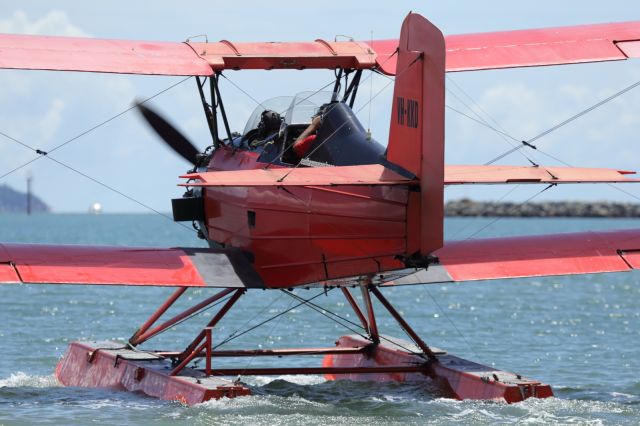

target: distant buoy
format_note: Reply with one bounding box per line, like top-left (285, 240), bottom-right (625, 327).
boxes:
top-left (89, 202), bottom-right (102, 214)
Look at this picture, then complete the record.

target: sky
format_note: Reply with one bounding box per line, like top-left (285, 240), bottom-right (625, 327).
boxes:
top-left (0, 1), bottom-right (639, 212)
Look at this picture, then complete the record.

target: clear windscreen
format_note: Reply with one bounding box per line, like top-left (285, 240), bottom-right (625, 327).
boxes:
top-left (284, 91), bottom-right (333, 125)
top-left (243, 96), bottom-right (294, 136)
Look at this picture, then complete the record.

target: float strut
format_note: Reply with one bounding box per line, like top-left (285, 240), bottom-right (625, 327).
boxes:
top-left (129, 287), bottom-right (188, 345)
top-left (173, 288), bottom-right (245, 374)
top-left (369, 285), bottom-right (438, 361)
top-left (341, 287), bottom-right (369, 333)
top-left (360, 283), bottom-right (380, 344)
top-left (132, 288), bottom-right (236, 346)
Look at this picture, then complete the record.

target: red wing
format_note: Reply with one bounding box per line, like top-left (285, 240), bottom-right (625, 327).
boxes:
top-left (3, 20), bottom-right (639, 76)
top-left (0, 34), bottom-right (374, 75)
top-left (388, 229), bottom-right (640, 285)
top-left (0, 244), bottom-right (264, 288)
top-left (0, 34), bottom-right (212, 76)
top-left (371, 21), bottom-right (640, 75)
top-left (444, 165), bottom-right (640, 184)
top-left (181, 164), bottom-right (413, 187)
top-left (180, 164), bottom-right (639, 187)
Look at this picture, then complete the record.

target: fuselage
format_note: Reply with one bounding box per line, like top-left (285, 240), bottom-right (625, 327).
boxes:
top-left (197, 102), bottom-right (414, 288)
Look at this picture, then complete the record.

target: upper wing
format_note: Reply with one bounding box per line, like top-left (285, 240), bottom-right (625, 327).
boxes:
top-left (0, 34), bottom-right (213, 76)
top-left (388, 229), bottom-right (640, 286)
top-left (372, 21), bottom-right (640, 75)
top-left (0, 34), bottom-right (375, 76)
top-left (2, 20), bottom-right (638, 76)
top-left (0, 243), bottom-right (264, 288)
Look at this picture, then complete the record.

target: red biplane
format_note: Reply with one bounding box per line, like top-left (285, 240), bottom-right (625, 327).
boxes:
top-left (1, 12), bottom-right (640, 404)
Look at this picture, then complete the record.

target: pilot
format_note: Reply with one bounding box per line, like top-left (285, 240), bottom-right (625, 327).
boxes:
top-left (249, 110), bottom-right (282, 148)
top-left (292, 114), bottom-right (322, 159)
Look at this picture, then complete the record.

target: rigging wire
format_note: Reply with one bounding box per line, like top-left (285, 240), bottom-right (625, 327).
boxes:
top-left (282, 290), bottom-right (370, 340)
top-left (0, 76), bottom-right (197, 231)
top-left (143, 293), bottom-right (234, 341)
top-left (46, 156), bottom-right (195, 232)
top-left (484, 78), bottom-right (640, 165)
top-left (446, 75), bottom-right (539, 166)
top-left (212, 290), bottom-right (285, 348)
top-left (464, 183), bottom-right (557, 240)
top-left (282, 289), bottom-right (427, 356)
top-left (0, 76), bottom-right (193, 182)
top-left (212, 289), bottom-right (332, 350)
top-left (234, 295), bottom-right (296, 379)
top-left (422, 287), bottom-right (485, 363)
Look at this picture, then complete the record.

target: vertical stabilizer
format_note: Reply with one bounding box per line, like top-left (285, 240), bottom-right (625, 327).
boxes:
top-left (386, 13), bottom-right (445, 256)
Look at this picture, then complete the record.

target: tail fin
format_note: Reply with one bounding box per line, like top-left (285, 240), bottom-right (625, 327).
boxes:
top-left (386, 13), bottom-right (445, 256)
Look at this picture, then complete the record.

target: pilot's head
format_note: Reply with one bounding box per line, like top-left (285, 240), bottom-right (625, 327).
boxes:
top-left (258, 110), bottom-right (282, 136)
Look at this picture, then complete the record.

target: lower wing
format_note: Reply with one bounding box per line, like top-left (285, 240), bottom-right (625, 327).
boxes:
top-left (0, 244), bottom-right (264, 288)
top-left (389, 229), bottom-right (640, 286)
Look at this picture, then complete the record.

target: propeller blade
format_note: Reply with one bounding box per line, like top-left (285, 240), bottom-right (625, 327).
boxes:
top-left (137, 102), bottom-right (200, 165)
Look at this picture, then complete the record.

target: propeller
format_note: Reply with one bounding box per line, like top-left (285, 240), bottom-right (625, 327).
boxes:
top-left (136, 102), bottom-right (200, 166)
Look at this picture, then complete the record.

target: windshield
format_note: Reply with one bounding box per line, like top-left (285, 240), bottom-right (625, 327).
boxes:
top-left (243, 96), bottom-right (294, 136)
top-left (284, 91), bottom-right (333, 125)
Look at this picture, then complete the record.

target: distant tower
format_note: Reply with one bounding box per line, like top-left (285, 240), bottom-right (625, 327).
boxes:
top-left (26, 173), bottom-right (32, 215)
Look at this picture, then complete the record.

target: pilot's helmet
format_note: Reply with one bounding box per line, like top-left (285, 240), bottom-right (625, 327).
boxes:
top-left (259, 110), bottom-right (282, 136)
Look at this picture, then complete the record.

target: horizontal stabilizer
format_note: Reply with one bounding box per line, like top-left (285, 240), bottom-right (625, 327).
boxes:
top-left (0, 243), bottom-right (264, 288)
top-left (387, 229), bottom-right (640, 286)
top-left (181, 164), bottom-right (413, 187)
top-left (444, 165), bottom-right (640, 184)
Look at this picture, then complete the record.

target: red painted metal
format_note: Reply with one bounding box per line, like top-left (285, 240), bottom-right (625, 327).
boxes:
top-left (0, 34), bottom-right (212, 76)
top-left (372, 21), bottom-right (640, 75)
top-left (341, 288), bottom-right (369, 332)
top-left (129, 287), bottom-right (188, 344)
top-left (0, 243), bottom-right (206, 286)
top-left (360, 284), bottom-right (379, 343)
top-left (369, 286), bottom-right (437, 360)
top-left (444, 165), bottom-right (640, 185)
top-left (201, 153), bottom-right (409, 287)
top-left (189, 40), bottom-right (376, 71)
top-left (386, 13), bottom-right (446, 256)
top-left (0, 264), bottom-right (19, 282)
top-left (133, 288), bottom-right (235, 345)
top-left (175, 289), bottom-right (244, 369)
top-left (56, 342), bottom-right (251, 404)
top-left (201, 365), bottom-right (428, 376)
top-left (3, 20), bottom-right (638, 77)
top-left (324, 335), bottom-right (553, 403)
top-left (157, 346), bottom-right (367, 358)
top-left (205, 327), bottom-right (212, 376)
top-left (435, 229), bottom-right (640, 282)
top-left (618, 40), bottom-right (640, 58)
top-left (185, 164), bottom-right (639, 188)
top-left (182, 164), bottom-right (413, 187)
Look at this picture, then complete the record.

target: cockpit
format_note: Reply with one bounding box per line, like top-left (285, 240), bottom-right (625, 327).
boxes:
top-left (237, 91), bottom-right (387, 167)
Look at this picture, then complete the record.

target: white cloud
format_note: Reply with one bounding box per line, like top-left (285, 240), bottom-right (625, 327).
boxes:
top-left (38, 99), bottom-right (65, 144)
top-left (0, 10), bottom-right (90, 37)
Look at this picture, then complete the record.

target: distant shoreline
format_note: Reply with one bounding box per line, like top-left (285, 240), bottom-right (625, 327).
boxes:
top-left (445, 199), bottom-right (640, 217)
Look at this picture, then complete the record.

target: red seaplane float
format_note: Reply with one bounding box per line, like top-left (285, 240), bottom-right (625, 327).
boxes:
top-left (1, 13), bottom-right (640, 404)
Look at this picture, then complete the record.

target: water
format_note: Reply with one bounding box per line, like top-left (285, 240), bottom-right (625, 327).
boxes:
top-left (0, 214), bottom-right (639, 425)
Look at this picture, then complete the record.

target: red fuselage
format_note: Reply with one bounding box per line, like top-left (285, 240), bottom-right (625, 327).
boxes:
top-left (202, 146), bottom-right (410, 288)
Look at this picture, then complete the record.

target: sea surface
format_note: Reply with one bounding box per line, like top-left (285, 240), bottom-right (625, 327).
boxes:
top-left (0, 214), bottom-right (638, 425)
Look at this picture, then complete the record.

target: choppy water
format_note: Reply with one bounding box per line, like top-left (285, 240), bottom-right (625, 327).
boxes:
top-left (0, 214), bottom-right (638, 425)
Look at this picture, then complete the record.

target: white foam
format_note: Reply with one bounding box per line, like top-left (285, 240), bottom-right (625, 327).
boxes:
top-left (0, 372), bottom-right (59, 388)
top-left (242, 374), bottom-right (326, 387)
